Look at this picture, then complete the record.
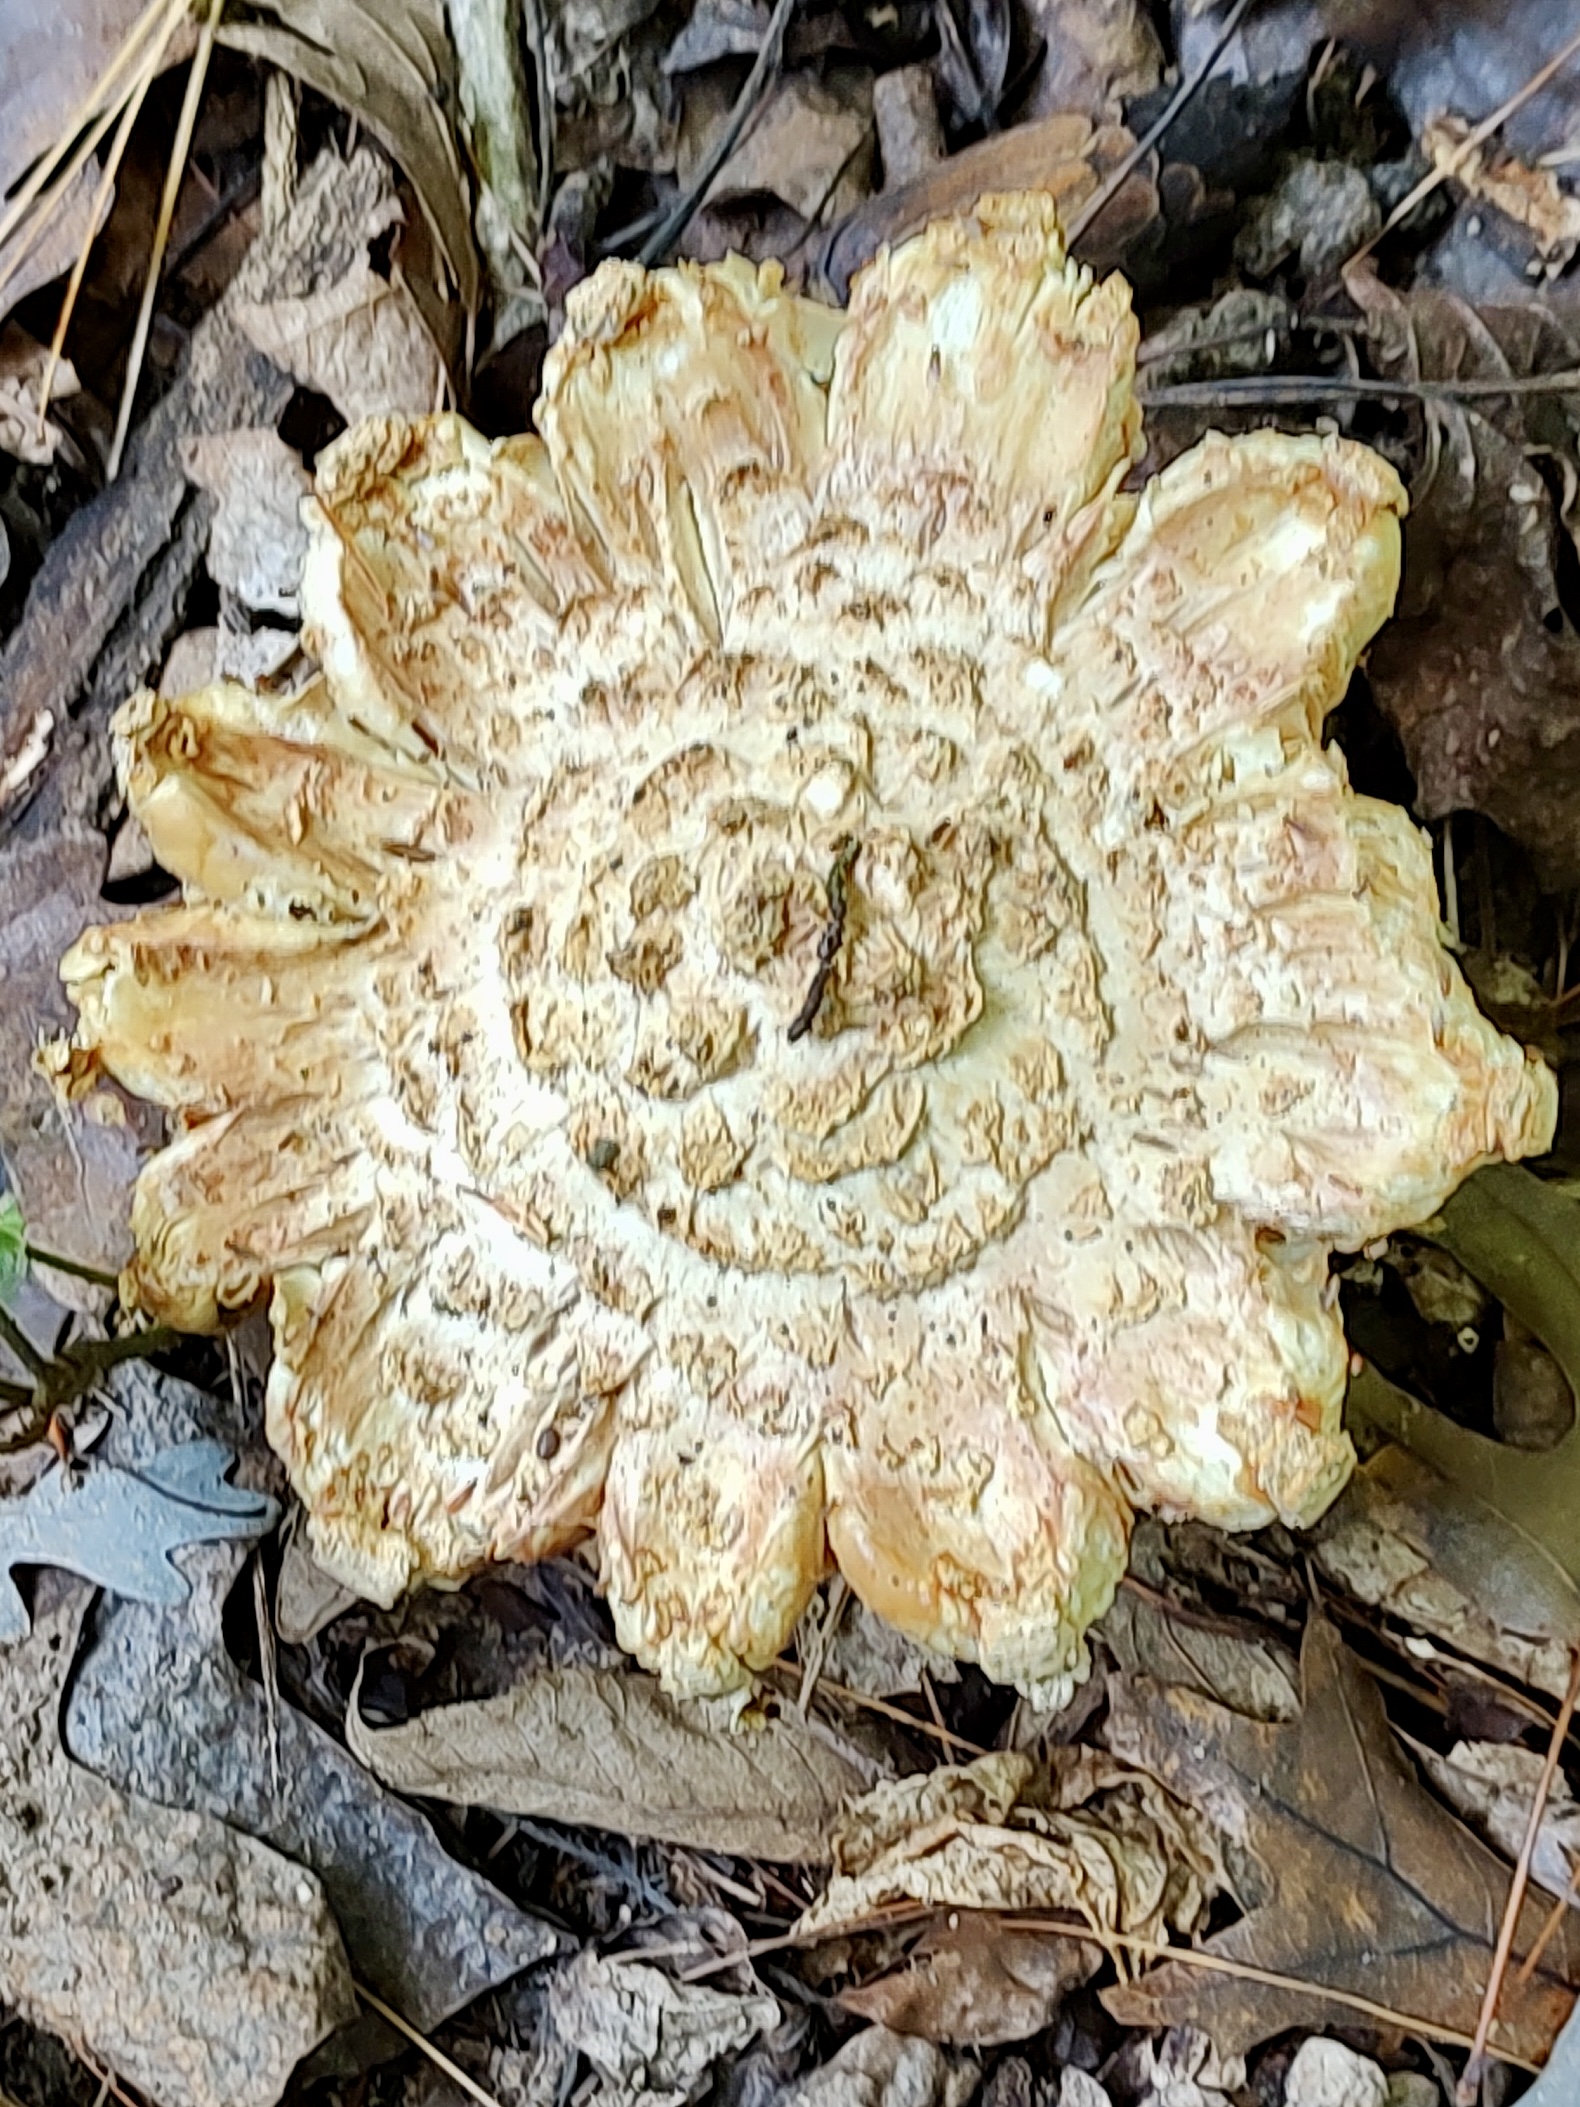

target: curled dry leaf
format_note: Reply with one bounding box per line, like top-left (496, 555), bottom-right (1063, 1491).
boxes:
top-left (54, 196), bottom-right (1554, 1699)
top-left (1018, 0), bottom-right (1162, 124)
top-left (796, 1744), bottom-right (1223, 1944)
top-left (547, 1949), bottom-right (780, 2107)
top-left (1348, 270), bottom-right (1580, 885)
top-left (345, 1661), bottom-right (876, 1860)
top-left (813, 118), bottom-right (1155, 298)
top-left (181, 427), bottom-right (312, 619)
top-left (1102, 1619), bottom-right (1580, 2063)
top-left (220, 0), bottom-right (479, 309)
top-left (1413, 1740), bottom-right (1580, 1902)
top-left (685, 69), bottom-right (874, 223)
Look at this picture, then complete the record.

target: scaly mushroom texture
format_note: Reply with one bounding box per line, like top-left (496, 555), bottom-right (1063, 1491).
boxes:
top-left (55, 195), bottom-right (1555, 1698)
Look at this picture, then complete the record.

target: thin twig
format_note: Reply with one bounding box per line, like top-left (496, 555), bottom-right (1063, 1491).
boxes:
top-left (1349, 20), bottom-right (1580, 270)
top-left (354, 1985), bottom-right (508, 2107)
top-left (1458, 1646), bottom-right (1580, 2102)
top-left (714, 1901), bottom-right (1540, 2066)
top-left (638, 0), bottom-right (798, 265)
top-left (919, 1667), bottom-right (973, 1762)
top-left (1514, 1851), bottom-right (1580, 1990)
top-left (764, 1657), bottom-right (989, 1755)
top-left (1065, 0), bottom-right (1258, 245)
top-left (1139, 369), bottom-right (1580, 411)
top-left (25, 1244), bottom-right (120, 1290)
top-left (106, 0), bottom-right (226, 482)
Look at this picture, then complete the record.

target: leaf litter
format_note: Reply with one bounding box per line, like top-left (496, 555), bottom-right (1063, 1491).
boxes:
top-left (10, 1), bottom-right (1580, 2104)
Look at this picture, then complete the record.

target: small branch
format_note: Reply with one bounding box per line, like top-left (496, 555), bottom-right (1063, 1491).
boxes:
top-left (788, 838), bottom-right (858, 1043)
top-left (25, 1245), bottom-right (121, 1290)
top-left (1139, 369), bottom-right (1580, 411)
top-left (1066, 0), bottom-right (1258, 245)
top-left (107, 0), bottom-right (227, 481)
top-left (354, 1986), bottom-right (507, 2107)
top-left (1349, 19), bottom-right (1580, 270)
top-left (638, 0), bottom-right (799, 265)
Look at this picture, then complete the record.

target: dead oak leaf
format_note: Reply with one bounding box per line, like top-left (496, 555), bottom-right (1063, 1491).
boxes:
top-left (236, 252), bottom-right (446, 426)
top-left (1102, 1617), bottom-right (1580, 2062)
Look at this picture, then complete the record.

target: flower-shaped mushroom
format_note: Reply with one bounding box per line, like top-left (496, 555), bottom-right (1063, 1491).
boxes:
top-left (56, 195), bottom-right (1554, 1698)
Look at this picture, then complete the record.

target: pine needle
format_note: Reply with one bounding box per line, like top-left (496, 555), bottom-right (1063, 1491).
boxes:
top-left (35, 8), bottom-right (180, 439)
top-left (106, 0), bottom-right (226, 482)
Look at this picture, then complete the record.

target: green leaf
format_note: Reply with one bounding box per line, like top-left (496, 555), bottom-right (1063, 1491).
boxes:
top-left (1429, 1161), bottom-right (1580, 1401)
top-left (0, 1195), bottom-right (25, 1303)
top-left (1347, 1361), bottom-right (1580, 1602)
top-left (1345, 1164), bottom-right (1580, 1594)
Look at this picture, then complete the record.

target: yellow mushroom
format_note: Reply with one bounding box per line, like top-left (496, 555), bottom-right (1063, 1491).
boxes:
top-left (56, 195), bottom-right (1555, 1699)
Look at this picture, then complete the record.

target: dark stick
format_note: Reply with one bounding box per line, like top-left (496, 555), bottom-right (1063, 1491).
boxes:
top-left (788, 839), bottom-right (858, 1043)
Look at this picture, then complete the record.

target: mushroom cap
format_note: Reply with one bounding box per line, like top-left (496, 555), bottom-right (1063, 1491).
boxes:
top-left (59, 196), bottom-right (1555, 1697)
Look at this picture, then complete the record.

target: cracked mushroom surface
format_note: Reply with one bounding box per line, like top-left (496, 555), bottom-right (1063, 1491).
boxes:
top-left (57, 195), bottom-right (1555, 1697)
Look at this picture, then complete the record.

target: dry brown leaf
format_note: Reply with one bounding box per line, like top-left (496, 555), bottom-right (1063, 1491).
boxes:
top-left (813, 115), bottom-right (1155, 298)
top-left (1347, 268), bottom-right (1580, 885)
top-left (797, 1746), bottom-right (1223, 1945)
top-left (345, 1662), bottom-right (875, 1860)
top-left (181, 427), bottom-right (312, 618)
top-left (0, 160), bottom-right (107, 324)
top-left (1097, 1586), bottom-right (1300, 1723)
top-left (236, 249), bottom-right (446, 425)
top-left (1019, 0), bottom-right (1161, 124)
top-left (0, 322), bottom-right (78, 466)
top-left (839, 1910), bottom-right (1095, 2046)
top-left (0, 1575), bottom-right (353, 2107)
top-left (1424, 115), bottom-right (1580, 268)
top-left (220, 0), bottom-right (479, 309)
top-left (0, 830), bottom-right (148, 1290)
top-left (1314, 1441), bottom-right (1580, 1702)
top-left (1102, 1617), bottom-right (1580, 2062)
top-left (689, 68), bottom-right (874, 222)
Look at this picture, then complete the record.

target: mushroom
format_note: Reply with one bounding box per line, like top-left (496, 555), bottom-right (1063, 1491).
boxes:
top-left (55, 195), bottom-right (1555, 1699)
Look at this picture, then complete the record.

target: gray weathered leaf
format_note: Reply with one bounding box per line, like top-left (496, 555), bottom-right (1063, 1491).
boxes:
top-left (66, 1362), bottom-right (560, 2039)
top-left (547, 1949), bottom-right (779, 2107)
top-left (780, 2027), bottom-right (979, 2107)
top-left (346, 1660), bottom-right (877, 1860)
top-left (0, 1440), bottom-right (276, 1641)
top-left (182, 427), bottom-right (311, 618)
top-left (0, 1573), bottom-right (353, 2107)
